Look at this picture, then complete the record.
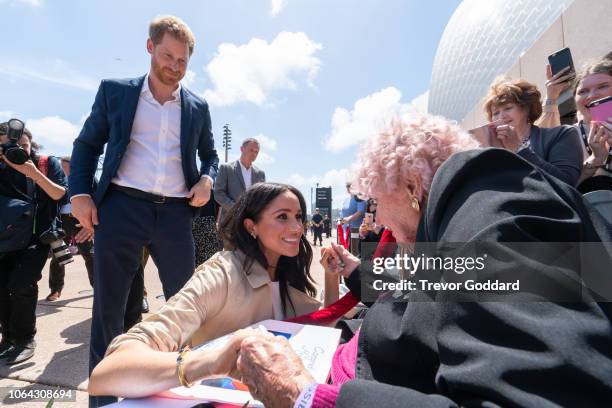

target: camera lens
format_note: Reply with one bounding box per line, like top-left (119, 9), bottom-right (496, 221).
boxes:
top-left (5, 147), bottom-right (29, 165)
top-left (48, 240), bottom-right (74, 266)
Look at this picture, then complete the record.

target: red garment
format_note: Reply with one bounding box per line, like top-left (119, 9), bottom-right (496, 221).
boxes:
top-left (372, 228), bottom-right (396, 260)
top-left (284, 292), bottom-right (359, 325)
top-left (337, 224), bottom-right (350, 249)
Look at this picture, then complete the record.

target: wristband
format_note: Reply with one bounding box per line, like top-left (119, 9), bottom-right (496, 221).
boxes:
top-left (177, 345), bottom-right (194, 388)
top-left (293, 382), bottom-right (318, 408)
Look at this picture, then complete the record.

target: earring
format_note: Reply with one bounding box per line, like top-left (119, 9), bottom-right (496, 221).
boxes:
top-left (250, 232), bottom-right (257, 239)
top-left (411, 197), bottom-right (420, 212)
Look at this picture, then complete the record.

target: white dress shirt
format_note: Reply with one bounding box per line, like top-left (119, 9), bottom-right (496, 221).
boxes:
top-left (111, 75), bottom-right (188, 197)
top-left (240, 161), bottom-right (253, 189)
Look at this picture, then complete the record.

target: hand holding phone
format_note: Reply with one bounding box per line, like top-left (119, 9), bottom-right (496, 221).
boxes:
top-left (548, 47), bottom-right (575, 78)
top-left (589, 96), bottom-right (612, 124)
top-left (320, 247), bottom-right (345, 275)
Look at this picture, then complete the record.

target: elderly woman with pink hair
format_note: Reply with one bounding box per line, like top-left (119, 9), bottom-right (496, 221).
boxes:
top-left (235, 113), bottom-right (612, 407)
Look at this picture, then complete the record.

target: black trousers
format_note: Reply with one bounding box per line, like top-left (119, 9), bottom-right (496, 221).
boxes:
top-left (313, 227), bottom-right (323, 245)
top-left (48, 213), bottom-right (94, 291)
top-left (0, 242), bottom-right (49, 344)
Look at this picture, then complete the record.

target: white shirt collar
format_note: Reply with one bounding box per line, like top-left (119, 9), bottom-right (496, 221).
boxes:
top-left (141, 74), bottom-right (182, 101)
top-left (239, 160), bottom-right (252, 172)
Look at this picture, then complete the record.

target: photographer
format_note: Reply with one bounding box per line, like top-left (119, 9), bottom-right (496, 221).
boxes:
top-left (0, 121), bottom-right (67, 365)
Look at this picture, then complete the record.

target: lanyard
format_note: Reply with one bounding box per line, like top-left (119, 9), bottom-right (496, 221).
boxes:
top-left (578, 121), bottom-right (591, 155)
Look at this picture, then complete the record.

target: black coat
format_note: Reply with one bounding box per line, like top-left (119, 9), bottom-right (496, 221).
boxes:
top-left (342, 148), bottom-right (612, 407)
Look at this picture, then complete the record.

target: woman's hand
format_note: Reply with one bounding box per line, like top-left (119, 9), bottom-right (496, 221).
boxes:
top-left (320, 242), bottom-right (360, 278)
top-left (544, 65), bottom-right (574, 102)
top-left (587, 122), bottom-right (612, 165)
top-left (2, 158), bottom-right (40, 179)
top-left (238, 335), bottom-right (315, 408)
top-left (495, 124), bottom-right (523, 152)
top-left (211, 328), bottom-right (273, 379)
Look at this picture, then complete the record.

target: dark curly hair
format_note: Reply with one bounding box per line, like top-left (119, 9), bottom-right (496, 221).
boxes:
top-left (219, 182), bottom-right (316, 315)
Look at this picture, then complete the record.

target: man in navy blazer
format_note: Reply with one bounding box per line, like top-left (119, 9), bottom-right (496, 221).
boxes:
top-left (69, 16), bottom-right (218, 406)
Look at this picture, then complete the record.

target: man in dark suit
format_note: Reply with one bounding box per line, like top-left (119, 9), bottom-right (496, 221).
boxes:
top-left (68, 16), bottom-right (218, 406)
top-left (214, 138), bottom-right (266, 222)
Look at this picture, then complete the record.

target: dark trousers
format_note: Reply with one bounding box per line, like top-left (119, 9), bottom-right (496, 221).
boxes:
top-left (0, 243), bottom-right (49, 344)
top-left (48, 213), bottom-right (94, 291)
top-left (123, 248), bottom-right (149, 332)
top-left (313, 227), bottom-right (323, 245)
top-left (89, 189), bottom-right (195, 407)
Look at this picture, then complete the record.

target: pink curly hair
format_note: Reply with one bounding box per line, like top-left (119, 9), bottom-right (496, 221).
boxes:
top-left (352, 113), bottom-right (479, 204)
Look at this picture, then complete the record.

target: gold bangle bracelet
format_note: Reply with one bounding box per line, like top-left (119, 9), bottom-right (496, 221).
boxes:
top-left (177, 345), bottom-right (194, 388)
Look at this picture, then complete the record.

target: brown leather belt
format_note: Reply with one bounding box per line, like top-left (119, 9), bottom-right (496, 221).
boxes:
top-left (110, 184), bottom-right (187, 204)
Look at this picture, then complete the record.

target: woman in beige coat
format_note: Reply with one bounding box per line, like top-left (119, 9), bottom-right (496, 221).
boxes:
top-left (88, 182), bottom-right (337, 399)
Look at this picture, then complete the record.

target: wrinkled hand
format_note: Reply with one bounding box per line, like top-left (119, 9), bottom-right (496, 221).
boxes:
top-left (238, 336), bottom-right (315, 408)
top-left (212, 329), bottom-right (274, 379)
top-left (588, 122), bottom-right (612, 164)
top-left (320, 242), bottom-right (360, 278)
top-left (545, 65), bottom-right (574, 101)
top-left (71, 196), bottom-right (99, 232)
top-left (495, 124), bottom-right (523, 152)
top-left (74, 224), bottom-right (94, 243)
top-left (187, 178), bottom-right (212, 207)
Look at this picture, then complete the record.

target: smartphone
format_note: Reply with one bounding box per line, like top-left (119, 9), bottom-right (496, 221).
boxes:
top-left (588, 96), bottom-right (612, 123)
top-left (364, 212), bottom-right (374, 225)
top-left (548, 47), bottom-right (575, 76)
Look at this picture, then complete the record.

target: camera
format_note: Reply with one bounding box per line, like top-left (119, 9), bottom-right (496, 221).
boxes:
top-left (0, 118), bottom-right (29, 165)
top-left (39, 228), bottom-right (74, 266)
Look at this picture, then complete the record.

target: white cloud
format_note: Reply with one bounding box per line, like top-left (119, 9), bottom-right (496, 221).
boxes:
top-left (181, 69), bottom-right (196, 87)
top-left (26, 116), bottom-right (82, 157)
top-left (323, 87), bottom-right (429, 152)
top-left (269, 0), bottom-right (287, 16)
top-left (253, 151), bottom-right (275, 165)
top-left (0, 58), bottom-right (97, 91)
top-left (203, 32), bottom-right (322, 107)
top-left (409, 90), bottom-right (429, 114)
top-left (0, 111), bottom-right (14, 121)
top-left (0, 0), bottom-right (42, 6)
top-left (253, 133), bottom-right (277, 151)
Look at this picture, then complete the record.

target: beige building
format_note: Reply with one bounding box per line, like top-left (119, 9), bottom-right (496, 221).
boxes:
top-left (428, 0), bottom-right (612, 130)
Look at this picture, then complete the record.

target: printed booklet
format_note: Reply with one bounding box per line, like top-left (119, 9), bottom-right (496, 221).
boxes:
top-left (156, 319), bottom-right (342, 407)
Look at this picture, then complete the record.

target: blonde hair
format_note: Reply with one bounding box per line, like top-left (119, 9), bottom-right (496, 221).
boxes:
top-left (149, 15), bottom-right (195, 56)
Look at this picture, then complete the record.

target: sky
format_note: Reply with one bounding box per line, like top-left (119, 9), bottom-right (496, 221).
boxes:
top-left (0, 0), bottom-right (462, 210)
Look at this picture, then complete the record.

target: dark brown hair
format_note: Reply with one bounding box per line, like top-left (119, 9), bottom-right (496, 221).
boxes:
top-left (219, 182), bottom-right (316, 315)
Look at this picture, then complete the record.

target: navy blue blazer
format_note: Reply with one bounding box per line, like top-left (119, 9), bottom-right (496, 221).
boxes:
top-left (69, 75), bottom-right (219, 205)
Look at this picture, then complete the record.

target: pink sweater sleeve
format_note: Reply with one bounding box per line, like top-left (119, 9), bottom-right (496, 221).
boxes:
top-left (312, 383), bottom-right (341, 408)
